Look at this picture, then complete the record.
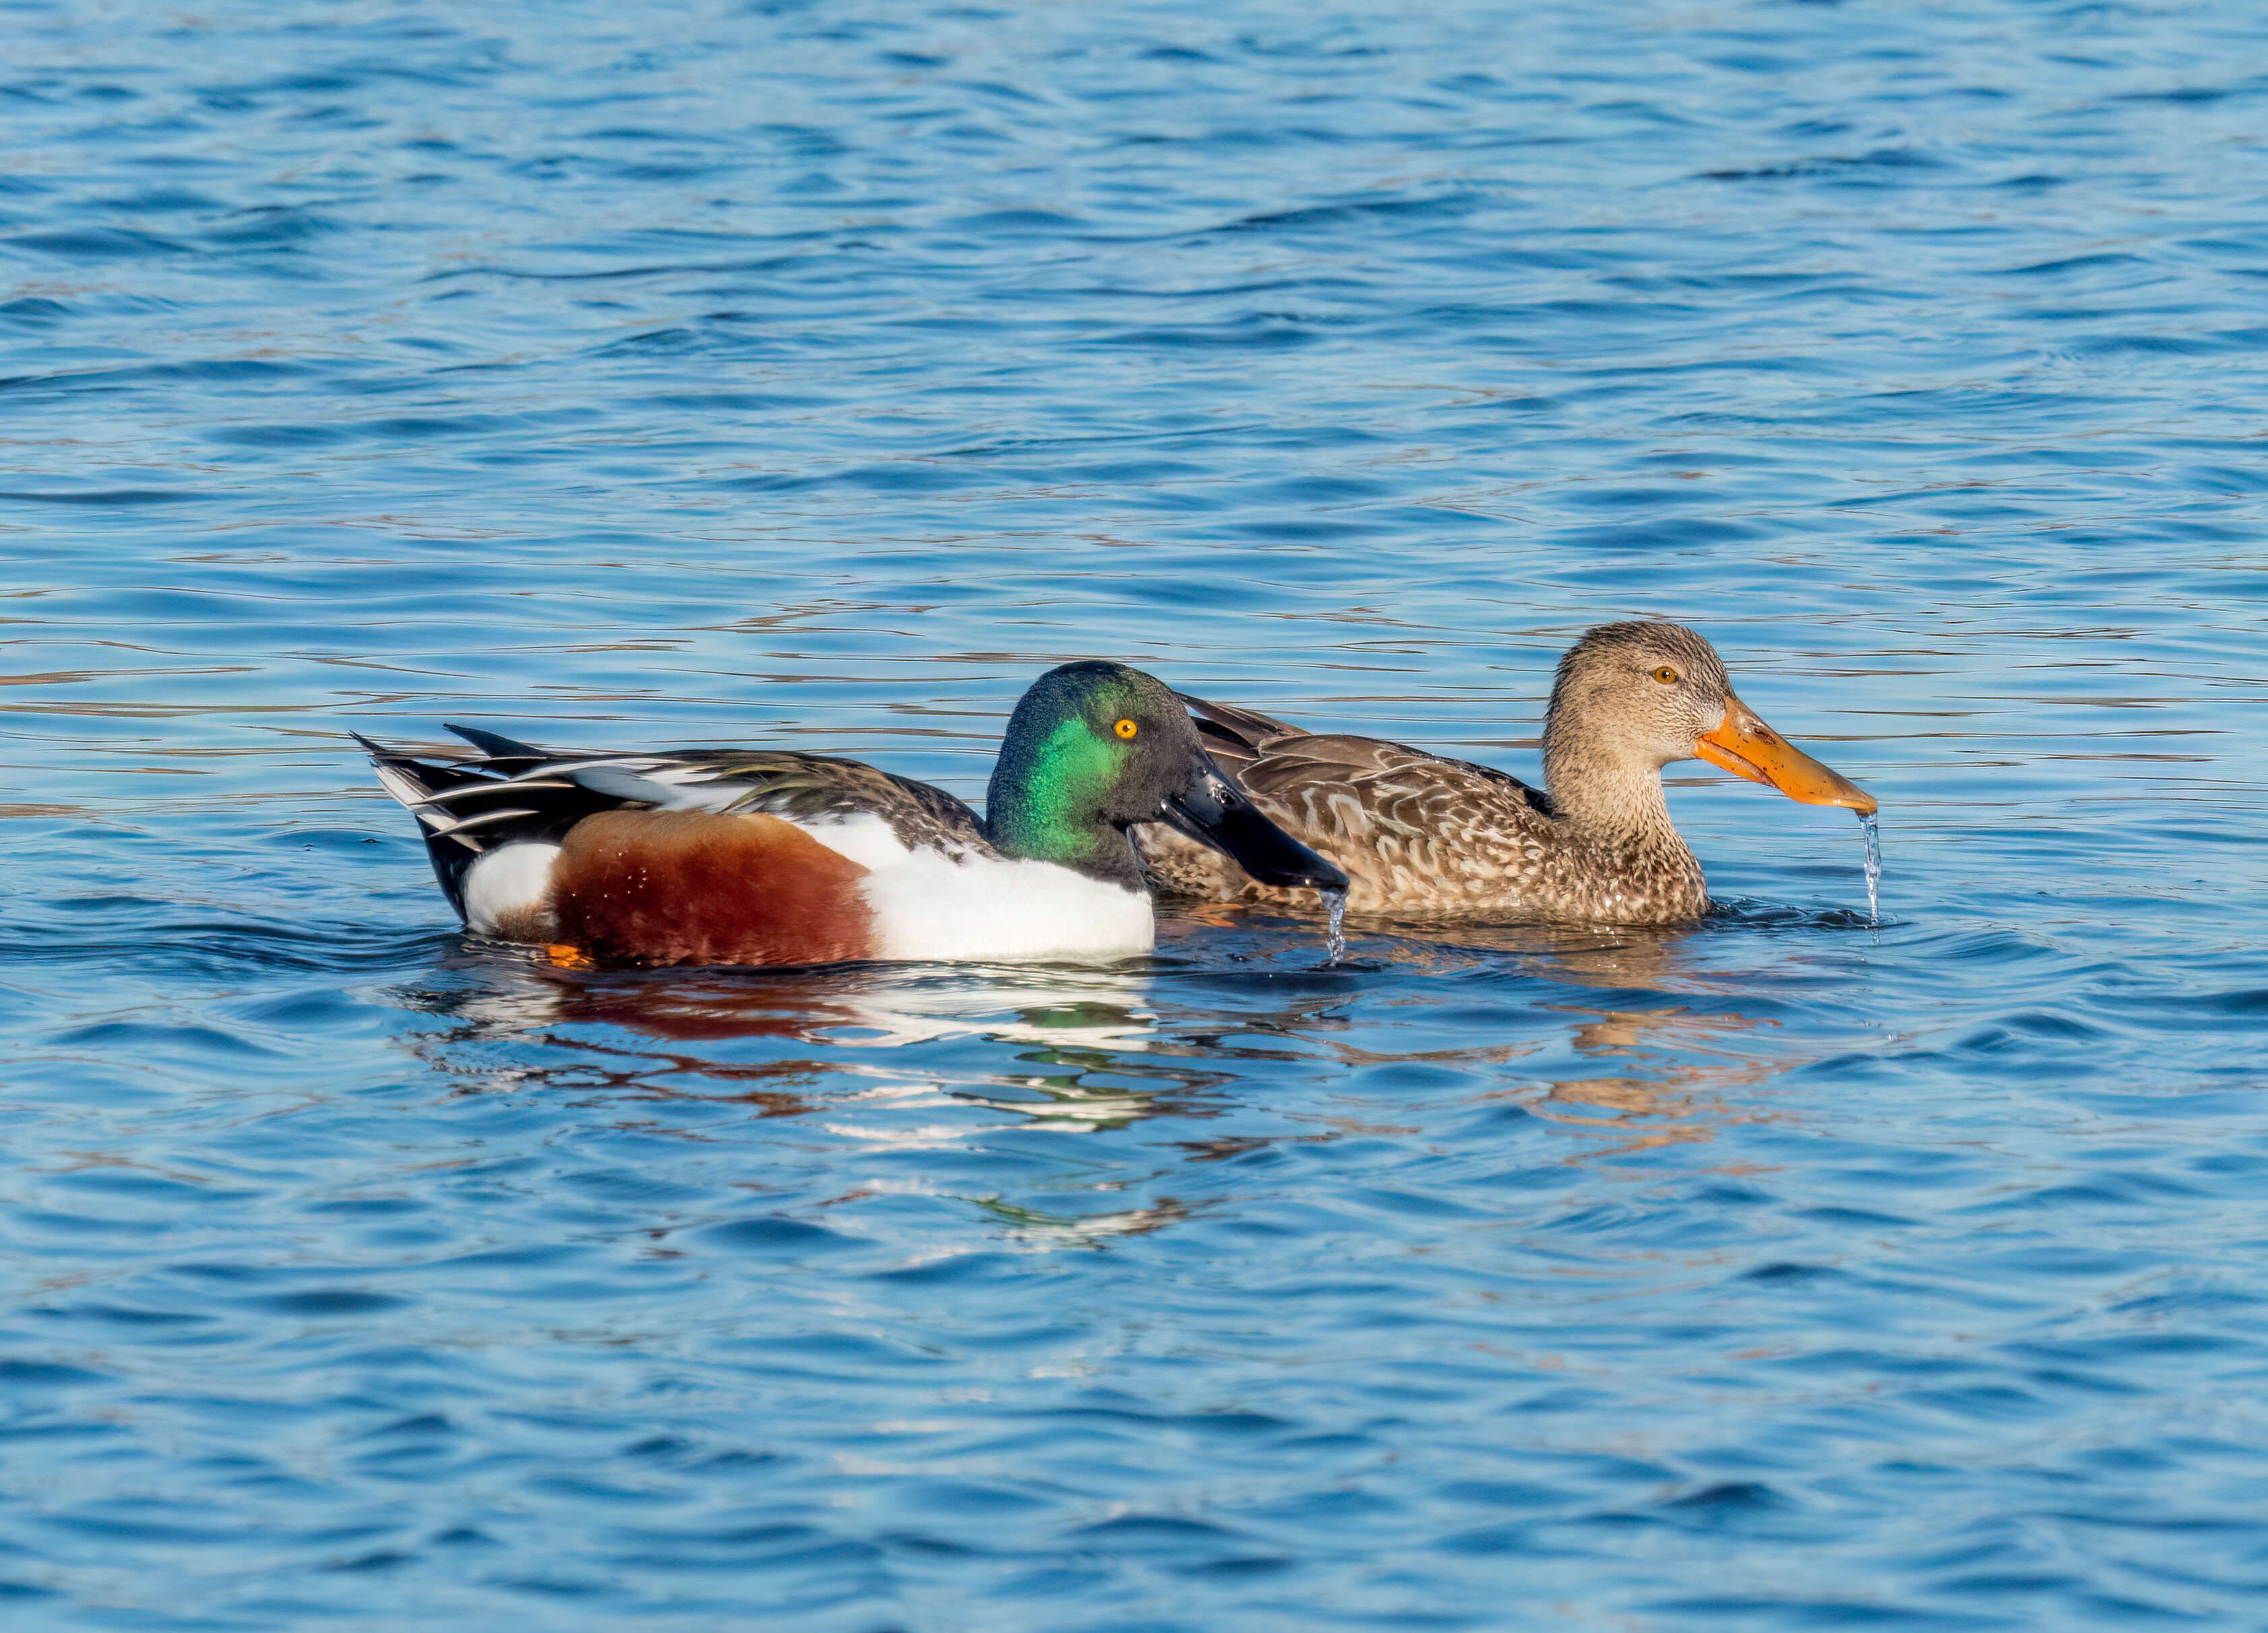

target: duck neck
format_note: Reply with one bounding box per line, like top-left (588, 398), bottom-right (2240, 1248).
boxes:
top-left (1542, 747), bottom-right (1693, 865)
top-left (984, 724), bottom-right (1145, 890)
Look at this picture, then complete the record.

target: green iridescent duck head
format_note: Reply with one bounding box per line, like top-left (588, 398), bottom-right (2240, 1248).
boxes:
top-left (986, 660), bottom-right (1347, 893)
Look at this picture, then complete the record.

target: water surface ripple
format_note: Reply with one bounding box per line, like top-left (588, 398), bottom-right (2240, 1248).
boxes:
top-left (5, 1), bottom-right (2268, 1628)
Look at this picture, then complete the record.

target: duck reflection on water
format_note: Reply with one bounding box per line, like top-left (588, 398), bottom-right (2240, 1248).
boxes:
top-left (396, 953), bottom-right (1170, 1118)
top-left (1171, 903), bottom-right (1798, 1162)
top-left (394, 906), bottom-right (1802, 1175)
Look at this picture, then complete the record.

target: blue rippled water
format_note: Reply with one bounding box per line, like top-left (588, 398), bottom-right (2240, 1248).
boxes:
top-left (7, 1), bottom-right (2268, 1627)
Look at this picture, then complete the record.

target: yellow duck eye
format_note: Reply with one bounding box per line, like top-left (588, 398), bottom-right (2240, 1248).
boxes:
top-left (1113, 718), bottom-right (1139, 739)
top-left (1653, 666), bottom-right (1678, 685)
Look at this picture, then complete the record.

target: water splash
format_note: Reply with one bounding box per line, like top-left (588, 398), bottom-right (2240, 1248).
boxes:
top-left (1857, 811), bottom-right (1881, 926)
top-left (1323, 886), bottom-right (1348, 963)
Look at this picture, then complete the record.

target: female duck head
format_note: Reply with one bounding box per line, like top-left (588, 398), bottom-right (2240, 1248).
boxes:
top-left (1544, 622), bottom-right (1875, 826)
top-left (986, 660), bottom-right (1347, 892)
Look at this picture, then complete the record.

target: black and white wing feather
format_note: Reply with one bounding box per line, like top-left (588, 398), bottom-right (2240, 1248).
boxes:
top-left (356, 725), bottom-right (993, 920)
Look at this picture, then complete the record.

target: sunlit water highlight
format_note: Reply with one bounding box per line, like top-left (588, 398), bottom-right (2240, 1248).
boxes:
top-left (7, 1), bottom-right (2268, 1630)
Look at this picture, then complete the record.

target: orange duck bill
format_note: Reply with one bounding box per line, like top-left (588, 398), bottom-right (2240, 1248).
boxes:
top-left (1694, 695), bottom-right (1877, 814)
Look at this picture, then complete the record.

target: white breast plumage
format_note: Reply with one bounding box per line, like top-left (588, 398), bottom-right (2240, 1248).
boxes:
top-left (787, 813), bottom-right (1154, 964)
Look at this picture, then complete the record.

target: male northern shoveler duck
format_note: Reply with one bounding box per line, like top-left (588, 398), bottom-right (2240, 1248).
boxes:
top-left (359, 660), bottom-right (1347, 968)
top-left (1135, 621), bottom-right (1875, 925)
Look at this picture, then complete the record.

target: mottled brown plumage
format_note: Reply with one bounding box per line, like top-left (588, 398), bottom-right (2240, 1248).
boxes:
top-left (1135, 622), bottom-right (1872, 925)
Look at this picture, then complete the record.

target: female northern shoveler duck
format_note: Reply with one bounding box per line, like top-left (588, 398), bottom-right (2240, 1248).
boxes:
top-left (359, 660), bottom-right (1346, 968)
top-left (1135, 621), bottom-right (1875, 925)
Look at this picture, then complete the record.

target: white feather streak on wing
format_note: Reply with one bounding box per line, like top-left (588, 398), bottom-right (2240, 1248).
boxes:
top-left (426, 806), bottom-right (540, 837)
top-left (518, 755), bottom-right (670, 779)
top-left (861, 851), bottom-right (1154, 964)
top-left (639, 774), bottom-right (755, 813)
top-left (371, 762), bottom-right (435, 811)
top-left (567, 765), bottom-right (685, 804)
top-left (559, 760), bottom-right (754, 812)
top-left (416, 779), bottom-right (573, 805)
top-left (461, 842), bottom-right (561, 937)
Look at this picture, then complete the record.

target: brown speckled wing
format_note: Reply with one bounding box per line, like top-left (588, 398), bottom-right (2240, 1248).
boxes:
top-left (1139, 698), bottom-right (1560, 915)
top-left (1173, 691), bottom-right (1301, 777)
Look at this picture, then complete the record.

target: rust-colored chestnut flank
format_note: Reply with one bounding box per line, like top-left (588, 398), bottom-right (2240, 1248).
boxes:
top-left (550, 809), bottom-right (876, 968)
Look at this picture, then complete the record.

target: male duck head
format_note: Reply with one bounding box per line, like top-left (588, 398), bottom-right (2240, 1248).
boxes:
top-left (1544, 623), bottom-right (1875, 828)
top-left (986, 660), bottom-right (1350, 894)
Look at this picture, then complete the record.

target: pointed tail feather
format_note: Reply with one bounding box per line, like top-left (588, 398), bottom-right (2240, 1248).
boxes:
top-left (354, 728), bottom-right (617, 918)
top-left (444, 722), bottom-right (549, 768)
